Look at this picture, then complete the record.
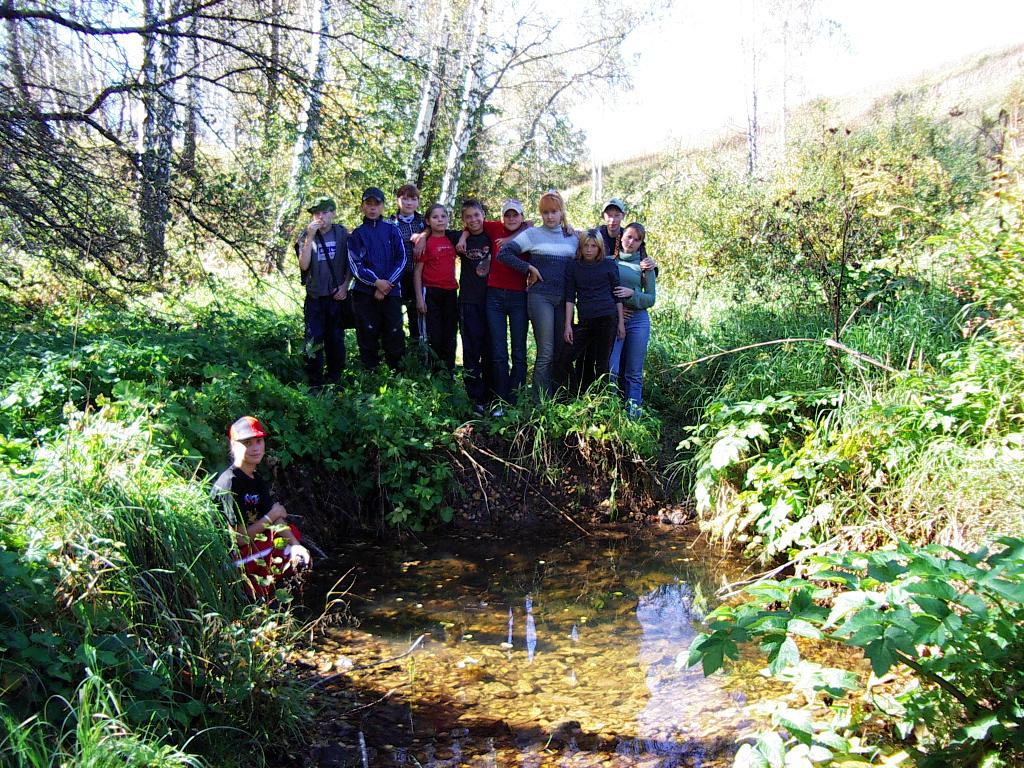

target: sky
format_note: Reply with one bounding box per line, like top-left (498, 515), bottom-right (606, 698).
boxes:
top-left (575, 0), bottom-right (1024, 162)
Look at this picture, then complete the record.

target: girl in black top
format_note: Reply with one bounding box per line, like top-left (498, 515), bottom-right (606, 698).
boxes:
top-left (559, 230), bottom-right (625, 394)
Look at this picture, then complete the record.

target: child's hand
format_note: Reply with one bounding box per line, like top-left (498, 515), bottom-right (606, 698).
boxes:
top-left (374, 278), bottom-right (392, 295)
top-left (268, 503), bottom-right (288, 522)
top-left (374, 288), bottom-right (387, 300)
top-left (617, 322), bottom-right (626, 340)
top-left (613, 286), bottom-right (634, 299)
top-left (526, 266), bottom-right (542, 288)
top-left (564, 326), bottom-right (574, 344)
top-left (417, 299), bottom-right (427, 314)
top-left (413, 235), bottom-right (427, 257)
top-left (333, 285), bottom-right (348, 301)
top-left (287, 544), bottom-right (312, 570)
top-left (456, 231), bottom-right (469, 254)
top-left (639, 256), bottom-right (657, 271)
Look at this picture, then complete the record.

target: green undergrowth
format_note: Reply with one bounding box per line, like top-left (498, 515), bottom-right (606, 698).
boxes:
top-left (688, 538), bottom-right (1024, 767)
top-left (1, 412), bottom-right (307, 766)
top-left (0, 287), bottom-right (661, 531)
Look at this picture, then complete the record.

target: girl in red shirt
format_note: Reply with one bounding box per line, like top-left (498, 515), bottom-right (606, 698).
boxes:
top-left (414, 204), bottom-right (460, 371)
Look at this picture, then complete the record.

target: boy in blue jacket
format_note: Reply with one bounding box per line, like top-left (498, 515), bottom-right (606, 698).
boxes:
top-left (348, 187), bottom-right (407, 370)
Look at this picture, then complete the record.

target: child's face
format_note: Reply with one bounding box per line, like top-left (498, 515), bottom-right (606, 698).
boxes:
top-left (581, 239), bottom-right (601, 262)
top-left (232, 436), bottom-right (265, 467)
top-left (603, 208), bottom-right (623, 231)
top-left (621, 228), bottom-right (642, 254)
top-left (502, 210), bottom-right (524, 231)
top-left (398, 195), bottom-right (419, 215)
top-left (362, 199), bottom-right (383, 220)
top-left (429, 208), bottom-right (449, 232)
top-left (313, 209), bottom-right (335, 229)
top-left (540, 206), bottom-right (562, 229)
top-left (462, 206), bottom-right (484, 233)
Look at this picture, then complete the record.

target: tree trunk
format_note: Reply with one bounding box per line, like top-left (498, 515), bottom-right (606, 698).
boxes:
top-left (439, 0), bottom-right (485, 210)
top-left (5, 14), bottom-right (53, 141)
top-left (264, 0), bottom-right (282, 145)
top-left (267, 0), bottom-right (331, 272)
top-left (744, 0), bottom-right (760, 177)
top-left (407, 35), bottom-right (446, 189)
top-left (140, 0), bottom-right (180, 273)
top-left (181, 15), bottom-right (200, 175)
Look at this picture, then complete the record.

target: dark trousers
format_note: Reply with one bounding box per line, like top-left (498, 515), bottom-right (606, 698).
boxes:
top-left (459, 302), bottom-right (492, 405)
top-left (352, 290), bottom-right (405, 370)
top-left (304, 295), bottom-right (346, 385)
top-left (486, 288), bottom-right (529, 404)
top-left (400, 267), bottom-right (422, 342)
top-left (559, 314), bottom-right (618, 395)
top-left (424, 287), bottom-right (458, 372)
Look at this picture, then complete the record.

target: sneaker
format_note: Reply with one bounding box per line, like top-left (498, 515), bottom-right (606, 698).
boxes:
top-left (490, 407), bottom-right (505, 418)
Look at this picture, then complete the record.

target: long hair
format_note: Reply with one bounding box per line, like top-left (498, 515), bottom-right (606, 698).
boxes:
top-left (576, 229), bottom-right (606, 262)
top-left (538, 190), bottom-right (573, 237)
top-left (624, 222), bottom-right (649, 291)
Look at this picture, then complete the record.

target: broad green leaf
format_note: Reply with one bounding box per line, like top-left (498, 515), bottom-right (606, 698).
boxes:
top-left (787, 618), bottom-right (824, 640)
top-left (963, 714), bottom-right (999, 740)
top-left (734, 743), bottom-right (770, 768)
top-left (776, 708), bottom-right (813, 745)
top-left (768, 636), bottom-right (800, 674)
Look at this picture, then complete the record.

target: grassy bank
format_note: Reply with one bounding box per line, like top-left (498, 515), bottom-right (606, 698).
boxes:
top-left (0, 284), bottom-right (661, 765)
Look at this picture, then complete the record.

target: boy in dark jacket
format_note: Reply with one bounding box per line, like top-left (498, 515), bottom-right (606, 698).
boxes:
top-left (389, 183), bottom-right (427, 344)
top-left (348, 187), bottom-right (408, 370)
top-left (296, 196), bottom-right (349, 386)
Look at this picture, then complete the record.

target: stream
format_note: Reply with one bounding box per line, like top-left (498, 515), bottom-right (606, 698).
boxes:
top-left (300, 525), bottom-right (789, 767)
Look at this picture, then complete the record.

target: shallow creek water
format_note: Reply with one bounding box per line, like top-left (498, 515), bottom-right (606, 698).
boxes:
top-left (305, 526), bottom-right (787, 767)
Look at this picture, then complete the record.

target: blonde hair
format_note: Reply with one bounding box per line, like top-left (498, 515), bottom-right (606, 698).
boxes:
top-left (576, 229), bottom-right (606, 262)
top-left (538, 190), bottom-right (573, 236)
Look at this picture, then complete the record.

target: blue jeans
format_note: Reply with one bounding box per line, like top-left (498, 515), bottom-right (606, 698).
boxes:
top-left (609, 309), bottom-right (651, 412)
top-left (528, 291), bottom-right (566, 398)
top-left (486, 288), bottom-right (528, 404)
top-left (459, 302), bottom-right (491, 405)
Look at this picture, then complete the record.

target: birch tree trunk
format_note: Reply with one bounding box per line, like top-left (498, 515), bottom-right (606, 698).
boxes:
top-left (139, 0), bottom-right (180, 273)
top-left (266, 0), bottom-right (331, 272)
top-left (181, 16), bottom-right (200, 175)
top-left (744, 0), bottom-right (760, 178)
top-left (439, 0), bottom-right (485, 210)
top-left (407, 36), bottom-right (446, 188)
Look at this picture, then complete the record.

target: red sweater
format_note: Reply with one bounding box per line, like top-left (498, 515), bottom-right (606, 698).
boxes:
top-left (483, 221), bottom-right (528, 291)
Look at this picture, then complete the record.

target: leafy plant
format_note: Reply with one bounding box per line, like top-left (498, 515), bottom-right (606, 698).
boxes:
top-left (687, 538), bottom-right (1024, 767)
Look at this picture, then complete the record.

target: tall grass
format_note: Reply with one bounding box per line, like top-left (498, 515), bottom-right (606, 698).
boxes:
top-left (0, 411), bottom-right (308, 766)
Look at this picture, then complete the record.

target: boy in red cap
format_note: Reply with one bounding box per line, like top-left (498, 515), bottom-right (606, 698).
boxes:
top-left (212, 416), bottom-right (311, 599)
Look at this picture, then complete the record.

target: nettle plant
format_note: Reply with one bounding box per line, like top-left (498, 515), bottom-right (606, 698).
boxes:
top-left (686, 538), bottom-right (1024, 768)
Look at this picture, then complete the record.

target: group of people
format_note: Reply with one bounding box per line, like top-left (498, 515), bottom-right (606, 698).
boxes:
top-left (297, 185), bottom-right (658, 417)
top-left (216, 186), bottom-right (659, 599)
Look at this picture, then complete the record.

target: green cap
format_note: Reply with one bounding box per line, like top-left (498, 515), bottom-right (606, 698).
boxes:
top-left (306, 196), bottom-right (337, 214)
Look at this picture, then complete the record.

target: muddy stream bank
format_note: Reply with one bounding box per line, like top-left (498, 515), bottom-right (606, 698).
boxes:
top-left (290, 525), bottom-right (796, 768)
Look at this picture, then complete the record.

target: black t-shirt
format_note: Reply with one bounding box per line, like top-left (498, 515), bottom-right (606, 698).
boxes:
top-left (213, 466), bottom-right (274, 527)
top-left (459, 231), bottom-right (491, 304)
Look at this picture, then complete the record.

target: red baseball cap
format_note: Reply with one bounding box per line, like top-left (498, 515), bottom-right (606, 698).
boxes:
top-left (228, 416), bottom-right (267, 441)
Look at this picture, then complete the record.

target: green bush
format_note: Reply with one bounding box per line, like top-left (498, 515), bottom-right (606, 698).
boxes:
top-left (687, 538), bottom-right (1024, 767)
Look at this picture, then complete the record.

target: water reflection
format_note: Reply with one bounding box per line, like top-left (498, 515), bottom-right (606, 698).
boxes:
top-left (525, 595), bottom-right (537, 662)
top-left (313, 528), bottom-right (761, 767)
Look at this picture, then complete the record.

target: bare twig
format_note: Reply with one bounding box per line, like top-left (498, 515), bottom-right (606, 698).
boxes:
top-left (715, 538), bottom-right (839, 599)
top-left (308, 633), bottom-right (428, 690)
top-left (671, 337), bottom-right (897, 374)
